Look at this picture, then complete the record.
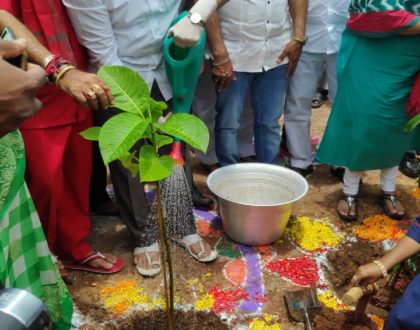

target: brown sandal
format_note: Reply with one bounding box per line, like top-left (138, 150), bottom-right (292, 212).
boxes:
top-left (337, 194), bottom-right (358, 222)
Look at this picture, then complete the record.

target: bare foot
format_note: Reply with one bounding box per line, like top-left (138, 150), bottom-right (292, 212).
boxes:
top-left (88, 253), bottom-right (116, 270)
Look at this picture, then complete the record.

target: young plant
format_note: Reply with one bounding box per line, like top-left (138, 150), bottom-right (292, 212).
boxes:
top-left (81, 65), bottom-right (209, 328)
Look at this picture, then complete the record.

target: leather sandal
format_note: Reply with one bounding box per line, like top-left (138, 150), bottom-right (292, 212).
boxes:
top-left (337, 194), bottom-right (358, 222)
top-left (174, 234), bottom-right (218, 262)
top-left (379, 193), bottom-right (405, 220)
top-left (134, 242), bottom-right (161, 277)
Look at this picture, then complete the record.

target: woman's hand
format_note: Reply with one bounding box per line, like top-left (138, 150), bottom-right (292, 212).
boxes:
top-left (57, 69), bottom-right (114, 110)
top-left (351, 262), bottom-right (383, 288)
top-left (212, 58), bottom-right (235, 92)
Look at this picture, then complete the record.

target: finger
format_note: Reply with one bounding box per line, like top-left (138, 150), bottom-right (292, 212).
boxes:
top-left (0, 39), bottom-right (26, 59)
top-left (350, 274), bottom-right (360, 287)
top-left (103, 85), bottom-right (114, 105)
top-left (92, 84), bottom-right (109, 109)
top-left (277, 50), bottom-right (287, 64)
top-left (287, 61), bottom-right (298, 78)
top-left (84, 90), bottom-right (98, 110)
top-left (25, 63), bottom-right (47, 90)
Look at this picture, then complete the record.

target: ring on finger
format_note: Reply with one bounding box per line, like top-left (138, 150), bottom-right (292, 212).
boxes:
top-left (91, 84), bottom-right (102, 93)
top-left (85, 90), bottom-right (96, 100)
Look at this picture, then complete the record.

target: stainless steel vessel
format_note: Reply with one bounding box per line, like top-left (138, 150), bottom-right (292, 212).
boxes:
top-left (207, 163), bottom-right (308, 245)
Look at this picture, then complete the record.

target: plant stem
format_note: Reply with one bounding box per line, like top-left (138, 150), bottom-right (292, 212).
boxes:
top-left (156, 185), bottom-right (175, 329)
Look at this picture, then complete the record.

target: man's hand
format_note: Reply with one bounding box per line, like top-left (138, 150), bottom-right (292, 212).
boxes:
top-left (168, 16), bottom-right (203, 48)
top-left (212, 58), bottom-right (235, 92)
top-left (57, 69), bottom-right (114, 110)
top-left (277, 40), bottom-right (303, 77)
top-left (0, 46), bottom-right (46, 138)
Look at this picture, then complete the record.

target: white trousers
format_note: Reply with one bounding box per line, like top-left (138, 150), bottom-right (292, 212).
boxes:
top-left (192, 60), bottom-right (254, 165)
top-left (343, 166), bottom-right (399, 195)
top-left (284, 52), bottom-right (338, 169)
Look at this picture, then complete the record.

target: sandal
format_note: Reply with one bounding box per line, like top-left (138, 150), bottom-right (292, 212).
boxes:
top-left (134, 242), bottom-right (161, 277)
top-left (337, 194), bottom-right (358, 222)
top-left (64, 252), bottom-right (124, 274)
top-left (175, 234), bottom-right (218, 262)
top-left (379, 193), bottom-right (405, 220)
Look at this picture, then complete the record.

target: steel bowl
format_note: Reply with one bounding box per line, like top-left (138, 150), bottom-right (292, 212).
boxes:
top-left (207, 163), bottom-right (308, 245)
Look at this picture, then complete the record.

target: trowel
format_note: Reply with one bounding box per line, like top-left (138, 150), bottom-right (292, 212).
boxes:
top-left (284, 288), bottom-right (321, 330)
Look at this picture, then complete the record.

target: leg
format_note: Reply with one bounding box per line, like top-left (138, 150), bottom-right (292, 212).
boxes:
top-left (252, 64), bottom-right (288, 164)
top-left (325, 53), bottom-right (338, 104)
top-left (338, 169), bottom-right (364, 221)
top-left (379, 166), bottom-right (405, 219)
top-left (238, 94), bottom-right (255, 158)
top-left (215, 71), bottom-right (251, 166)
top-left (284, 52), bottom-right (325, 170)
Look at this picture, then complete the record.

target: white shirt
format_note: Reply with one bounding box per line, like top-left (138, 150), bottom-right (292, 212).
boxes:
top-left (304, 0), bottom-right (350, 54)
top-left (62, 0), bottom-right (181, 100)
top-left (216, 0), bottom-right (293, 73)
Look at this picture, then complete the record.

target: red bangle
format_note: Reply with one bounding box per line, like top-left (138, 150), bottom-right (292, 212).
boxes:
top-left (45, 54), bottom-right (72, 84)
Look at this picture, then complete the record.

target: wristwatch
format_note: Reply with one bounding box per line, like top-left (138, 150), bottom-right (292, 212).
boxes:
top-left (188, 12), bottom-right (206, 27)
top-left (293, 36), bottom-right (308, 45)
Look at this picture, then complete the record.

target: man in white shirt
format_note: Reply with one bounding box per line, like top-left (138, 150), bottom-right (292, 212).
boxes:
top-left (283, 0), bottom-right (350, 177)
top-left (205, 0), bottom-right (308, 166)
top-left (62, 0), bottom-right (225, 276)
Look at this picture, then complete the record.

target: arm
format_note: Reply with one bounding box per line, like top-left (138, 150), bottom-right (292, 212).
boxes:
top-left (169, 0), bottom-right (229, 48)
top-left (205, 12), bottom-right (235, 91)
top-left (401, 22), bottom-right (420, 35)
top-left (277, 0), bottom-right (308, 77)
top-left (0, 39), bottom-right (45, 137)
top-left (0, 9), bottom-right (113, 110)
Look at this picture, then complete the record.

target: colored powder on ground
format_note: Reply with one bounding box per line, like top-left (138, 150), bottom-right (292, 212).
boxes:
top-left (187, 278), bottom-right (204, 294)
top-left (152, 296), bottom-right (166, 309)
top-left (353, 214), bottom-right (405, 242)
top-left (318, 290), bottom-right (348, 310)
top-left (208, 287), bottom-right (248, 314)
top-left (100, 280), bottom-right (149, 314)
top-left (215, 238), bottom-right (242, 258)
top-left (266, 256), bottom-right (319, 287)
top-left (410, 186), bottom-right (420, 199)
top-left (288, 216), bottom-right (343, 252)
top-left (223, 259), bottom-right (246, 286)
top-left (370, 315), bottom-right (384, 330)
top-left (249, 314), bottom-right (282, 330)
top-left (194, 294), bottom-right (215, 310)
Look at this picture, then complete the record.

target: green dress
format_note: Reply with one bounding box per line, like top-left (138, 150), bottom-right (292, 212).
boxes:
top-left (316, 29), bottom-right (420, 171)
top-left (0, 130), bottom-right (73, 330)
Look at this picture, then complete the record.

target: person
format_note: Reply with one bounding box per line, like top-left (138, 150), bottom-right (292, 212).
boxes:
top-left (0, 3), bottom-right (124, 273)
top-left (205, 0), bottom-right (308, 166)
top-left (283, 0), bottom-right (350, 178)
top-left (316, 0), bottom-right (420, 221)
top-left (0, 38), bottom-right (73, 330)
top-left (62, 0), bottom-right (228, 276)
top-left (192, 59), bottom-right (255, 171)
top-left (311, 71), bottom-right (329, 109)
top-left (351, 216), bottom-right (420, 330)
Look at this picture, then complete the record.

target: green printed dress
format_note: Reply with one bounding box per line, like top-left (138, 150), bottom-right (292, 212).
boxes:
top-left (0, 130), bottom-right (73, 330)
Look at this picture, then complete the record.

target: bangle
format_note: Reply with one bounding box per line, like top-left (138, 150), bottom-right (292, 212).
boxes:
top-left (45, 54), bottom-right (73, 83)
top-left (373, 260), bottom-right (389, 279)
top-left (42, 54), bottom-right (55, 69)
top-left (55, 65), bottom-right (76, 87)
top-left (213, 57), bottom-right (230, 66)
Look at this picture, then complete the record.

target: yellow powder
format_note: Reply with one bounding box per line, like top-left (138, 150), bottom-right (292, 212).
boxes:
top-left (289, 216), bottom-right (343, 252)
top-left (249, 314), bottom-right (282, 330)
top-left (410, 186), bottom-right (420, 199)
top-left (194, 294), bottom-right (214, 310)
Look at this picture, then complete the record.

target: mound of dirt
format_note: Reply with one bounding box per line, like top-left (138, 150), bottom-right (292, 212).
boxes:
top-left (313, 307), bottom-right (374, 330)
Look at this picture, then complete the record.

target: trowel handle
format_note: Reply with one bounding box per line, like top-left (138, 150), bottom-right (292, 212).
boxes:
top-left (342, 286), bottom-right (364, 305)
top-left (303, 308), bottom-right (313, 330)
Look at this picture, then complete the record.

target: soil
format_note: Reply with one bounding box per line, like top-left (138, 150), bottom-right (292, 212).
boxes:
top-left (67, 103), bottom-right (420, 329)
top-left (313, 307), bottom-right (375, 330)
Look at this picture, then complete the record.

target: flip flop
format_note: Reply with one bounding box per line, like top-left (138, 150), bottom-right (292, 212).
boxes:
top-left (134, 242), bottom-right (161, 277)
top-left (64, 252), bottom-right (124, 274)
top-left (174, 234), bottom-right (218, 262)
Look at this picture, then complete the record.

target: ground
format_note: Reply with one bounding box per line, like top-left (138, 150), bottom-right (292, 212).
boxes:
top-left (68, 103), bottom-right (420, 330)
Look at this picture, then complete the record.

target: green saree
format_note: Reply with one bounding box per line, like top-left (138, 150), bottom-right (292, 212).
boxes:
top-left (0, 130), bottom-right (73, 330)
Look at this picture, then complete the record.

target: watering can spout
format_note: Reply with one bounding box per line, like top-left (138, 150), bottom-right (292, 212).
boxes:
top-left (163, 11), bottom-right (206, 115)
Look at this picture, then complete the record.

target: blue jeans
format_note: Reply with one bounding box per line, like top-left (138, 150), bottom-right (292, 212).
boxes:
top-left (215, 64), bottom-right (288, 166)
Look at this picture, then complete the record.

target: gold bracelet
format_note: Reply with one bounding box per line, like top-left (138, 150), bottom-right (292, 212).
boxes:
top-left (373, 260), bottom-right (389, 279)
top-left (213, 57), bottom-right (230, 66)
top-left (54, 65), bottom-right (76, 87)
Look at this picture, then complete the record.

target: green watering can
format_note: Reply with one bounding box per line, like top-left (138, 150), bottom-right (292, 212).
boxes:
top-left (163, 11), bottom-right (206, 115)
top-left (163, 11), bottom-right (206, 162)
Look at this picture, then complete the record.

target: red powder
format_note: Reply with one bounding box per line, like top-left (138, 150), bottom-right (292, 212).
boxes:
top-left (266, 256), bottom-right (319, 287)
top-left (208, 287), bottom-right (249, 314)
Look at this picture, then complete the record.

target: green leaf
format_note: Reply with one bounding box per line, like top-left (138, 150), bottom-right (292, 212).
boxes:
top-left (139, 145), bottom-right (174, 182)
top-left (149, 99), bottom-right (168, 123)
top-left (99, 113), bottom-right (150, 164)
top-left (80, 126), bottom-right (101, 141)
top-left (120, 152), bottom-right (139, 177)
top-left (158, 113), bottom-right (209, 153)
top-left (404, 114), bottom-right (420, 132)
top-left (98, 66), bottom-right (150, 115)
top-left (155, 134), bottom-right (173, 149)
